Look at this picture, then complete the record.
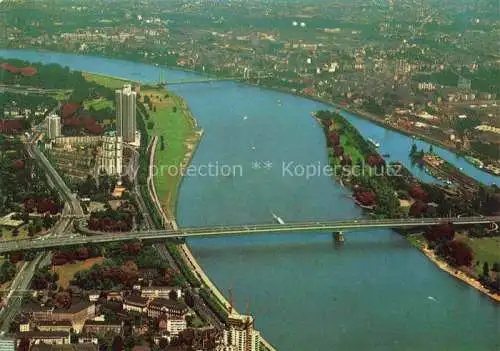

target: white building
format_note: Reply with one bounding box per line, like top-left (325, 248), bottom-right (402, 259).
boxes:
top-left (116, 84), bottom-right (137, 142)
top-left (0, 338), bottom-right (15, 351)
top-left (99, 135), bottom-right (123, 176)
top-left (222, 313), bottom-right (260, 351)
top-left (141, 286), bottom-right (182, 300)
top-left (47, 114), bottom-right (61, 139)
top-left (166, 319), bottom-right (187, 336)
top-left (123, 296), bottom-right (149, 314)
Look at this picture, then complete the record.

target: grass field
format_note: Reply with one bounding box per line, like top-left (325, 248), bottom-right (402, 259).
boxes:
top-left (328, 121), bottom-right (364, 164)
top-left (83, 98), bottom-right (113, 111)
top-left (55, 257), bottom-right (105, 288)
top-left (459, 234), bottom-right (500, 269)
top-left (340, 134), bottom-right (364, 164)
top-left (82, 72), bottom-right (132, 89)
top-left (141, 90), bottom-right (199, 216)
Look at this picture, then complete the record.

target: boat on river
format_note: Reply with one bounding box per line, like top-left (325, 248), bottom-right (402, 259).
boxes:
top-left (271, 212), bottom-right (285, 224)
top-left (368, 138), bottom-right (380, 148)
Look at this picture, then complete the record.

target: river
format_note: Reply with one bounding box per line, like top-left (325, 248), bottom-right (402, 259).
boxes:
top-left (1, 50), bottom-right (499, 350)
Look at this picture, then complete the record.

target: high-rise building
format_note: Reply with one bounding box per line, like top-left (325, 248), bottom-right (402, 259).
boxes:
top-left (223, 313), bottom-right (260, 351)
top-left (99, 135), bottom-right (123, 176)
top-left (0, 338), bottom-right (15, 351)
top-left (47, 114), bottom-right (61, 139)
top-left (115, 84), bottom-right (137, 142)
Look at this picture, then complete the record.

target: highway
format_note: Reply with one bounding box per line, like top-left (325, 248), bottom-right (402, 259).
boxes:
top-left (0, 84), bottom-right (72, 96)
top-left (28, 142), bottom-right (84, 217)
top-left (0, 253), bottom-right (51, 332)
top-left (1, 216), bottom-right (497, 254)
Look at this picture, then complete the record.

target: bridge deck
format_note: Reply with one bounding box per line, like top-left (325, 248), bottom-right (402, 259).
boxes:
top-left (0, 216), bottom-right (497, 254)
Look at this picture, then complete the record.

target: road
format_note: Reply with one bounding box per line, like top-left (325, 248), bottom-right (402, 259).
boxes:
top-left (132, 139), bottom-right (222, 330)
top-left (1, 216), bottom-right (497, 254)
top-left (0, 253), bottom-right (51, 332)
top-left (0, 129), bottom-right (81, 333)
top-left (28, 141), bottom-right (83, 218)
top-left (0, 84), bottom-right (72, 96)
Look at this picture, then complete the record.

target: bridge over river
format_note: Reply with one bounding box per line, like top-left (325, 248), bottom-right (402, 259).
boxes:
top-left (1, 216), bottom-right (497, 254)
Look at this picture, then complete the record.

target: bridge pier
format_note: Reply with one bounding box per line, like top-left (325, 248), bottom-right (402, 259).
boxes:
top-left (332, 231), bottom-right (344, 244)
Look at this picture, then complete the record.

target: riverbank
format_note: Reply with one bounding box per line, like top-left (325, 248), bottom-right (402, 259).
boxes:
top-left (422, 246), bottom-right (500, 303)
top-left (315, 110), bottom-right (500, 302)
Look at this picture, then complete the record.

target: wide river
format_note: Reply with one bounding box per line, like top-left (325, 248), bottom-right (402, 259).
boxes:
top-left (1, 50), bottom-right (499, 350)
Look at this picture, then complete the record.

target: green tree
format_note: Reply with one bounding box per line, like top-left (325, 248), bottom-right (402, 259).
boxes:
top-left (482, 262), bottom-right (490, 277)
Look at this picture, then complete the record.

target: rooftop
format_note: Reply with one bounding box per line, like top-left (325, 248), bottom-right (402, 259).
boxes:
top-left (37, 320), bottom-right (73, 327)
top-left (17, 331), bottom-right (69, 339)
top-left (149, 298), bottom-right (187, 310)
top-left (124, 295), bottom-right (149, 306)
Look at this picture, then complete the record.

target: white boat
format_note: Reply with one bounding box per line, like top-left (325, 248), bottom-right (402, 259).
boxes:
top-left (368, 138), bottom-right (380, 148)
top-left (271, 212), bottom-right (285, 224)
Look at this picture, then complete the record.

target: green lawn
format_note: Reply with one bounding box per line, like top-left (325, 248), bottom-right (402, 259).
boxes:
top-left (328, 121), bottom-right (364, 164)
top-left (340, 134), bottom-right (364, 164)
top-left (143, 91), bottom-right (199, 217)
top-left (83, 98), bottom-right (113, 111)
top-left (459, 234), bottom-right (500, 268)
top-left (82, 72), bottom-right (132, 89)
top-left (407, 233), bottom-right (426, 249)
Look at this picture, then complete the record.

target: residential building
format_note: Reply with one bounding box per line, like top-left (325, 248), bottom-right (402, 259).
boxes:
top-left (115, 84), bottom-right (137, 142)
top-left (16, 331), bottom-right (70, 346)
top-left (147, 298), bottom-right (188, 319)
top-left (23, 300), bottom-right (96, 332)
top-left (0, 338), bottom-right (15, 351)
top-left (47, 114), bottom-right (61, 139)
top-left (31, 344), bottom-right (98, 351)
top-left (37, 320), bottom-right (73, 333)
top-left (106, 291), bottom-right (122, 301)
top-left (82, 320), bottom-right (123, 336)
top-left (87, 291), bottom-right (101, 302)
top-left (99, 135), bottom-right (123, 176)
top-left (123, 296), bottom-right (149, 314)
top-left (77, 336), bottom-right (98, 345)
top-left (222, 313), bottom-right (260, 351)
top-left (141, 286), bottom-right (182, 300)
top-left (18, 320), bottom-right (31, 332)
top-left (165, 319), bottom-right (187, 336)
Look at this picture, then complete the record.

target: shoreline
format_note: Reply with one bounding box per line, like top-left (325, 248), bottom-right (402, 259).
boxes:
top-left (420, 246), bottom-right (500, 303)
top-left (312, 110), bottom-right (499, 303)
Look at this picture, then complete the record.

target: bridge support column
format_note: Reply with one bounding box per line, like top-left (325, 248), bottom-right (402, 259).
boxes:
top-left (332, 231), bottom-right (344, 244)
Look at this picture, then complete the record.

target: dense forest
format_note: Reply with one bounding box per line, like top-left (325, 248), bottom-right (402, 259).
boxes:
top-left (0, 57), bottom-right (114, 103)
